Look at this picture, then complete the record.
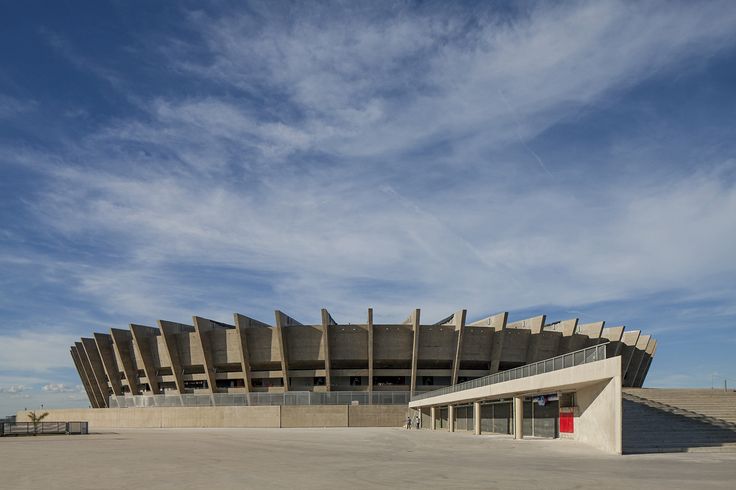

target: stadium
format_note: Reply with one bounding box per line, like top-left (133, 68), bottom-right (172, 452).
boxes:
top-left (68, 308), bottom-right (656, 409)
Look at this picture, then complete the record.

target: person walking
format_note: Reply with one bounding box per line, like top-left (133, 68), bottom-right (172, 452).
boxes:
top-left (406, 416), bottom-right (412, 429)
top-left (414, 414), bottom-right (420, 430)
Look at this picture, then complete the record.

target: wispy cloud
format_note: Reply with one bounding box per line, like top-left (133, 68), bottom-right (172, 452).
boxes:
top-left (0, 1), bottom-right (735, 413)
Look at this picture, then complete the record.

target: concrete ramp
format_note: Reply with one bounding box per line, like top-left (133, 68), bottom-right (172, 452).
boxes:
top-left (623, 391), bottom-right (736, 453)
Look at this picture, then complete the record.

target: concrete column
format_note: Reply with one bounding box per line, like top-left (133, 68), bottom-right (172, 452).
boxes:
top-left (367, 308), bottom-right (374, 393)
top-left (82, 337), bottom-right (111, 406)
top-left (473, 401), bottom-right (481, 435)
top-left (410, 309), bottom-right (420, 394)
top-left (93, 333), bottom-right (123, 397)
top-left (75, 341), bottom-right (106, 408)
top-left (130, 324), bottom-right (162, 395)
top-left (234, 313), bottom-right (267, 393)
top-left (274, 311), bottom-right (291, 391)
top-left (430, 406), bottom-right (436, 431)
top-left (159, 320), bottom-right (195, 395)
top-left (448, 405), bottom-right (455, 432)
top-left (110, 328), bottom-right (140, 396)
top-left (70, 346), bottom-right (99, 408)
top-left (486, 312), bottom-right (509, 374)
top-left (513, 396), bottom-right (524, 439)
top-left (450, 309), bottom-right (467, 385)
top-left (321, 309), bottom-right (334, 391)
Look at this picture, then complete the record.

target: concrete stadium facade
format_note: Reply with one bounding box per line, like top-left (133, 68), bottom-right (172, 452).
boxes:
top-left (70, 309), bottom-right (657, 409)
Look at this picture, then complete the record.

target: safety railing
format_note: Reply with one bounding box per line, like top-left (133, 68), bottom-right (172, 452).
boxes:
top-left (109, 390), bottom-right (411, 408)
top-left (411, 343), bottom-right (608, 402)
top-left (0, 421), bottom-right (88, 437)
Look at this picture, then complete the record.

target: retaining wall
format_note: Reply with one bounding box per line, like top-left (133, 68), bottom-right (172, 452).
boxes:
top-left (16, 405), bottom-right (407, 429)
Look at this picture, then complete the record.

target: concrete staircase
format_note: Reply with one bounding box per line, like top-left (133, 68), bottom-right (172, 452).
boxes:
top-left (622, 388), bottom-right (736, 453)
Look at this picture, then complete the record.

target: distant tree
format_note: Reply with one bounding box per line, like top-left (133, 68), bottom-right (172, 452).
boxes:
top-left (27, 411), bottom-right (49, 436)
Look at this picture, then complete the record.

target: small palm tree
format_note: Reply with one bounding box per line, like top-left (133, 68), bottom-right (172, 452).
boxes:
top-left (27, 411), bottom-right (49, 436)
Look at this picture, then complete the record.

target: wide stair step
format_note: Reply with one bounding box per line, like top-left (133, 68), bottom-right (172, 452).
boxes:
top-left (622, 389), bottom-right (736, 454)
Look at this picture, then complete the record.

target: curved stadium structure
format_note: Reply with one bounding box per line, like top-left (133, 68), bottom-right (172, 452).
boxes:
top-left (70, 309), bottom-right (656, 408)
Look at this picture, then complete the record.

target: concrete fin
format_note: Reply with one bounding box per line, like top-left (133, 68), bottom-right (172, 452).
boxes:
top-left (81, 337), bottom-right (111, 407)
top-left (110, 328), bottom-right (139, 396)
top-left (233, 313), bottom-right (259, 393)
top-left (451, 309), bottom-right (467, 385)
top-left (410, 309), bottom-right (420, 393)
top-left (158, 320), bottom-right (195, 395)
top-left (75, 341), bottom-right (105, 408)
top-left (93, 333), bottom-right (123, 397)
top-left (274, 311), bottom-right (291, 391)
top-left (321, 309), bottom-right (334, 391)
top-left (367, 308), bottom-right (374, 393)
top-left (192, 317), bottom-right (220, 396)
top-left (70, 346), bottom-right (98, 408)
top-left (130, 324), bottom-right (162, 395)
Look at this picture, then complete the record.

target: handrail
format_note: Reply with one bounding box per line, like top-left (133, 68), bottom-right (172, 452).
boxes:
top-left (411, 343), bottom-right (608, 402)
top-left (109, 390), bottom-right (412, 408)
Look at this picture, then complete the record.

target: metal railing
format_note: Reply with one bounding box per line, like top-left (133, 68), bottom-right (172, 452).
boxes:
top-left (411, 343), bottom-right (608, 402)
top-left (0, 421), bottom-right (88, 437)
top-left (109, 391), bottom-right (411, 408)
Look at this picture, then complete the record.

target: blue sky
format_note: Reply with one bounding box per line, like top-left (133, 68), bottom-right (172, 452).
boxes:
top-left (1, 0), bottom-right (735, 415)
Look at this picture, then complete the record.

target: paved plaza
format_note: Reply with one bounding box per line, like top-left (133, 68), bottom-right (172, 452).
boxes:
top-left (2, 428), bottom-right (735, 489)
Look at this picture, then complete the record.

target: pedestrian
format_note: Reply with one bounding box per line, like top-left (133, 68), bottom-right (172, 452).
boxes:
top-left (406, 416), bottom-right (412, 429)
top-left (415, 414), bottom-right (420, 429)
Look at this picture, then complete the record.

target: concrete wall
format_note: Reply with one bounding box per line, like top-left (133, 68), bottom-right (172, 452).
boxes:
top-left (574, 377), bottom-right (622, 455)
top-left (16, 405), bottom-right (407, 429)
top-left (348, 405), bottom-right (407, 427)
top-left (281, 406), bottom-right (347, 427)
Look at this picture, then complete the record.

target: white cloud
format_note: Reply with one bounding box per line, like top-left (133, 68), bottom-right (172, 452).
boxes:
top-left (42, 383), bottom-right (79, 393)
top-left (0, 385), bottom-right (29, 394)
top-left (3, 1), bottom-right (736, 328)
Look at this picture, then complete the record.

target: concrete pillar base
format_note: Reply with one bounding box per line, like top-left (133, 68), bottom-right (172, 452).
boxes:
top-left (473, 401), bottom-right (481, 435)
top-left (513, 396), bottom-right (523, 440)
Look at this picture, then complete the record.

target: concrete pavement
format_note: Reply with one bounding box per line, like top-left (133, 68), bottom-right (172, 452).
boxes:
top-left (1, 427), bottom-right (735, 489)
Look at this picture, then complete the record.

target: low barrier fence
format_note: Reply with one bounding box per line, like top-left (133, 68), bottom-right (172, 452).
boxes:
top-left (109, 391), bottom-right (412, 408)
top-left (0, 421), bottom-right (88, 437)
top-left (412, 343), bottom-right (609, 402)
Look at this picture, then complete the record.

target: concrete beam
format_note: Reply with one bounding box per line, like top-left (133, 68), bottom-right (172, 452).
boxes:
top-left (130, 324), bottom-right (162, 395)
top-left (159, 320), bottom-right (195, 395)
top-left (450, 309), bottom-right (467, 385)
top-left (75, 341), bottom-right (105, 408)
top-left (410, 309), bottom-right (421, 394)
top-left (93, 333), bottom-right (123, 397)
top-left (110, 328), bottom-right (139, 396)
top-left (70, 346), bottom-right (98, 408)
top-left (81, 337), bottom-right (110, 407)
top-left (367, 308), bottom-right (374, 393)
top-left (321, 309), bottom-right (336, 391)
